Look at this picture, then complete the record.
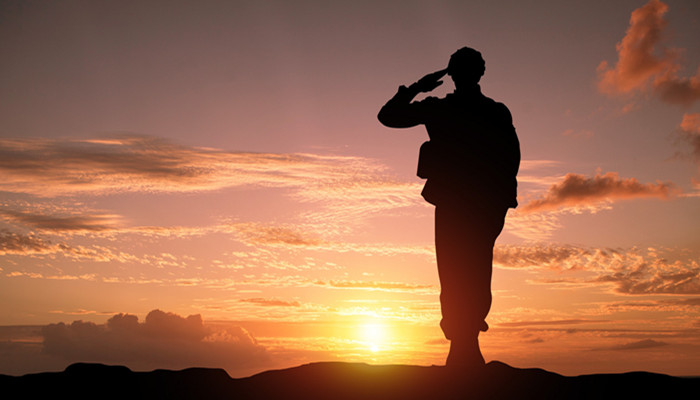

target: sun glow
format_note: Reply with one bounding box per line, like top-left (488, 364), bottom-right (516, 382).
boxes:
top-left (360, 322), bottom-right (387, 352)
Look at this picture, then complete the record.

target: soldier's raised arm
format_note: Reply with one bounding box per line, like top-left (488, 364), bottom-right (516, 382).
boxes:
top-left (377, 69), bottom-right (446, 128)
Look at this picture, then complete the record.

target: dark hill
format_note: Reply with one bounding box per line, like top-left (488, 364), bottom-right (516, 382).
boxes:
top-left (1, 361), bottom-right (697, 399)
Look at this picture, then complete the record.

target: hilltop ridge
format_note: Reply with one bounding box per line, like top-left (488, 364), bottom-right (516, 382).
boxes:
top-left (2, 360), bottom-right (698, 399)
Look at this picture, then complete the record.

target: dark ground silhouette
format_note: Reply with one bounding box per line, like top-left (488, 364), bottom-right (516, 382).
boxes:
top-left (2, 361), bottom-right (698, 399)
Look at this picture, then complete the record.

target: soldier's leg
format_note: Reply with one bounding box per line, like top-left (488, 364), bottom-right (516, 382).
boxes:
top-left (435, 205), bottom-right (506, 366)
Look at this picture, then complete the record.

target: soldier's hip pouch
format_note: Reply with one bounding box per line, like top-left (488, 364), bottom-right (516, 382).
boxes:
top-left (417, 141), bottom-right (435, 179)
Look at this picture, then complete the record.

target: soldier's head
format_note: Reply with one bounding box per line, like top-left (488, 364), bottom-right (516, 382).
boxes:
top-left (447, 47), bottom-right (485, 88)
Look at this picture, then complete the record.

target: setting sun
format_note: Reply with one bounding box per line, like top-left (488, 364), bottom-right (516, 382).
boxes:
top-left (360, 322), bottom-right (387, 353)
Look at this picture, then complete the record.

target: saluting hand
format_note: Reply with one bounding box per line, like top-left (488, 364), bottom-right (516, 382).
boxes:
top-left (411, 69), bottom-right (448, 93)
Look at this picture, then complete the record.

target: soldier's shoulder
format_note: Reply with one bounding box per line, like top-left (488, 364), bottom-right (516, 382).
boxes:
top-left (484, 97), bottom-right (512, 120)
top-left (480, 94), bottom-right (506, 108)
top-left (495, 101), bottom-right (512, 115)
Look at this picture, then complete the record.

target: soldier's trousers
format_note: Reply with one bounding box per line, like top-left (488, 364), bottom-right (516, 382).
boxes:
top-left (435, 204), bottom-right (507, 341)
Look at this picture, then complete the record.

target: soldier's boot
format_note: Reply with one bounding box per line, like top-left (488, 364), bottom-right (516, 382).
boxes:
top-left (445, 334), bottom-right (485, 369)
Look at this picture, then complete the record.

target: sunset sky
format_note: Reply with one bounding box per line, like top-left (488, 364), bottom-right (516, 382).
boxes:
top-left (1, 0), bottom-right (699, 378)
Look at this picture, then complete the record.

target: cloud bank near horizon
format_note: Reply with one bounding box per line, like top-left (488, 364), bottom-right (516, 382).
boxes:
top-left (40, 309), bottom-right (268, 374)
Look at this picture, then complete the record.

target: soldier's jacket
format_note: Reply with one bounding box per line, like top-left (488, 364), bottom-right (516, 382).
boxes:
top-left (378, 84), bottom-right (520, 209)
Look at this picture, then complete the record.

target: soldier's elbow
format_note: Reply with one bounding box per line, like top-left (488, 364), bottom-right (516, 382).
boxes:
top-left (378, 108), bottom-right (398, 127)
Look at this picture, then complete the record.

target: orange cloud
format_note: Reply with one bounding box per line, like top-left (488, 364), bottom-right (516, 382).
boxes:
top-left (597, 0), bottom-right (700, 106)
top-left (520, 172), bottom-right (676, 213)
top-left (680, 113), bottom-right (700, 135)
top-left (597, 0), bottom-right (670, 94)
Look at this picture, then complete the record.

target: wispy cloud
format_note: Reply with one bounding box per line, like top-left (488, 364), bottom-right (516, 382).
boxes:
top-left (0, 135), bottom-right (571, 245)
top-left (0, 209), bottom-right (122, 232)
top-left (597, 0), bottom-right (700, 106)
top-left (238, 298), bottom-right (301, 307)
top-left (598, 339), bottom-right (669, 351)
top-left (230, 222), bottom-right (433, 257)
top-left (0, 231), bottom-right (55, 255)
top-left (0, 230), bottom-right (137, 264)
top-left (48, 309), bottom-right (115, 316)
top-left (0, 135), bottom-right (415, 199)
top-left (0, 208), bottom-right (433, 259)
top-left (515, 160), bottom-right (565, 188)
top-left (0, 229), bottom-right (187, 270)
top-left (319, 279), bottom-right (435, 294)
top-left (562, 129), bottom-right (594, 139)
top-left (228, 273), bottom-right (438, 294)
top-left (232, 223), bottom-right (325, 247)
top-left (494, 244), bottom-right (700, 295)
top-left (519, 171), bottom-right (676, 213)
top-left (502, 209), bottom-right (565, 241)
top-left (598, 298), bottom-right (700, 314)
top-left (0, 135), bottom-right (426, 235)
top-left (498, 319), bottom-right (608, 328)
top-left (594, 258), bottom-right (700, 295)
top-left (494, 244), bottom-right (591, 270)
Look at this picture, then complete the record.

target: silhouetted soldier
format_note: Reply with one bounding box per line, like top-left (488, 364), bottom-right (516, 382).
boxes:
top-left (378, 47), bottom-right (519, 368)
